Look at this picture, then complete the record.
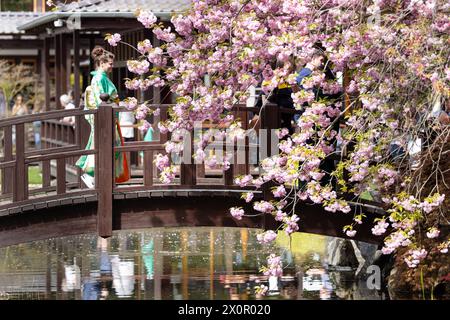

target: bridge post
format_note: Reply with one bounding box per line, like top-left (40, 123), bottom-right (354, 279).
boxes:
top-left (2, 126), bottom-right (13, 195)
top-left (260, 102), bottom-right (279, 229)
top-left (13, 123), bottom-right (27, 202)
top-left (97, 94), bottom-right (113, 238)
top-left (341, 65), bottom-right (356, 198)
top-left (180, 129), bottom-right (196, 186)
top-left (224, 136), bottom-right (234, 186)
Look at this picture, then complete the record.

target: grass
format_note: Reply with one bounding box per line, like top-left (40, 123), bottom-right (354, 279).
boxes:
top-left (276, 232), bottom-right (326, 256)
top-left (0, 166), bottom-right (42, 190)
top-left (28, 166), bottom-right (42, 185)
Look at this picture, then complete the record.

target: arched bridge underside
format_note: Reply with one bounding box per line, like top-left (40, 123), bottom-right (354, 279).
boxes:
top-left (0, 189), bottom-right (386, 248)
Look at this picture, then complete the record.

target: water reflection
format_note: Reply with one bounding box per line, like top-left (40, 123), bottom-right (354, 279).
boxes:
top-left (0, 227), bottom-right (384, 300)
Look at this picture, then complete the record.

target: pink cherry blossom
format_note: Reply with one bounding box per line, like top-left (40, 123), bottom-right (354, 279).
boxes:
top-left (263, 254), bottom-right (283, 277)
top-left (420, 193), bottom-right (445, 213)
top-left (154, 154), bottom-right (169, 171)
top-left (372, 220), bottom-right (389, 236)
top-left (137, 10), bottom-right (157, 28)
top-left (125, 78), bottom-right (140, 90)
top-left (138, 120), bottom-right (151, 132)
top-left (257, 230), bottom-right (277, 244)
top-left (122, 97), bottom-right (138, 111)
top-left (242, 192), bottom-right (254, 203)
top-left (137, 39), bottom-right (152, 54)
top-left (404, 248), bottom-right (428, 268)
top-left (274, 210), bottom-right (287, 222)
top-left (253, 201), bottom-right (275, 213)
top-left (153, 27), bottom-right (176, 43)
top-left (284, 214), bottom-right (300, 235)
top-left (127, 60), bottom-right (150, 75)
top-left (346, 229), bottom-right (357, 237)
top-left (426, 227), bottom-right (440, 239)
top-left (229, 207), bottom-right (244, 220)
top-left (135, 104), bottom-right (149, 120)
top-left (276, 128), bottom-right (289, 139)
top-left (272, 185), bottom-right (287, 198)
top-left (106, 33), bottom-right (121, 47)
top-left (113, 0), bottom-right (449, 278)
top-left (234, 175), bottom-right (253, 187)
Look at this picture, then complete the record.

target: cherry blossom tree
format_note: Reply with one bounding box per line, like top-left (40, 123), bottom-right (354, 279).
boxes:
top-left (52, 0), bottom-right (450, 287)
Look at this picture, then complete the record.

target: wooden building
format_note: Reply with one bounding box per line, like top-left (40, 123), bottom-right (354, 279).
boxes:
top-left (0, 0), bottom-right (53, 69)
top-left (17, 0), bottom-right (190, 110)
top-left (0, 1), bottom-right (54, 116)
top-left (0, 12), bottom-right (43, 70)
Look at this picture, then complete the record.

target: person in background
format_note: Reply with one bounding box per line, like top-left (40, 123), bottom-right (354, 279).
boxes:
top-left (119, 109), bottom-right (136, 167)
top-left (11, 94), bottom-right (29, 144)
top-left (60, 93), bottom-right (76, 125)
top-left (76, 45), bottom-right (130, 188)
top-left (265, 60), bottom-right (296, 134)
top-left (67, 89), bottom-right (74, 104)
top-left (11, 94), bottom-right (29, 117)
top-left (31, 102), bottom-right (43, 150)
top-left (139, 123), bottom-right (154, 162)
top-left (289, 46), bottom-right (342, 187)
top-left (110, 255), bottom-right (135, 298)
top-left (0, 91), bottom-right (6, 118)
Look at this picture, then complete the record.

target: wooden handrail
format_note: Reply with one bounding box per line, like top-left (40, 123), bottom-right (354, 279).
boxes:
top-left (0, 96), bottom-right (361, 240)
top-left (25, 149), bottom-right (97, 163)
top-left (0, 108), bottom-right (96, 127)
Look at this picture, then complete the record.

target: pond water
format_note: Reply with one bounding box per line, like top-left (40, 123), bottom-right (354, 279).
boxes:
top-left (0, 227), bottom-right (386, 300)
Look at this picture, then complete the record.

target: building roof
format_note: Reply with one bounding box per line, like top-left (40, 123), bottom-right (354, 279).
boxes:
top-left (59, 0), bottom-right (190, 13)
top-left (18, 0), bottom-right (191, 31)
top-left (0, 12), bottom-right (43, 34)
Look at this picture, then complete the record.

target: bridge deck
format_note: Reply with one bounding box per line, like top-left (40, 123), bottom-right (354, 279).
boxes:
top-left (0, 187), bottom-right (261, 217)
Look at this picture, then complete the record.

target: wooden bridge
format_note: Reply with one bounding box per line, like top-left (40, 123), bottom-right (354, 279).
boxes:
top-left (0, 96), bottom-right (386, 247)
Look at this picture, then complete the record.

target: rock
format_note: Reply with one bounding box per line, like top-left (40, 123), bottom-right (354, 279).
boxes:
top-left (326, 238), bottom-right (359, 267)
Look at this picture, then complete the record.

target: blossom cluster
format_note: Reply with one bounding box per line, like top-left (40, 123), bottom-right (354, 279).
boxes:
top-left (256, 230), bottom-right (277, 244)
top-left (404, 248), bottom-right (428, 269)
top-left (229, 207), bottom-right (245, 220)
top-left (105, 33), bottom-right (121, 47)
top-left (111, 0), bottom-right (450, 273)
top-left (262, 254), bottom-right (283, 277)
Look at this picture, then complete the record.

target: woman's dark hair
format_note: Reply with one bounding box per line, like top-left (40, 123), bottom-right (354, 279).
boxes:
top-left (312, 42), bottom-right (335, 80)
top-left (91, 45), bottom-right (114, 68)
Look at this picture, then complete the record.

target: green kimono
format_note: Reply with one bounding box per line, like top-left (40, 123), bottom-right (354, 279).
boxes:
top-left (76, 70), bottom-right (130, 182)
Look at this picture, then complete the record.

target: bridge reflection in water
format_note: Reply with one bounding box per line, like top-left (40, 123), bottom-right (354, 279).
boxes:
top-left (0, 227), bottom-right (385, 300)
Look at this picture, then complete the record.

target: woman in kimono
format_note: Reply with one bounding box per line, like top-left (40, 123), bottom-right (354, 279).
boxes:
top-left (77, 46), bottom-right (130, 188)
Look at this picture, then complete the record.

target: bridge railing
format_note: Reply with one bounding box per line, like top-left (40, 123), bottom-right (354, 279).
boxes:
top-left (0, 95), bottom-right (304, 236)
top-left (111, 102), bottom-right (284, 192)
top-left (92, 95), bottom-right (297, 235)
top-left (0, 93), bottom-right (390, 244)
top-left (0, 108), bottom-right (99, 212)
